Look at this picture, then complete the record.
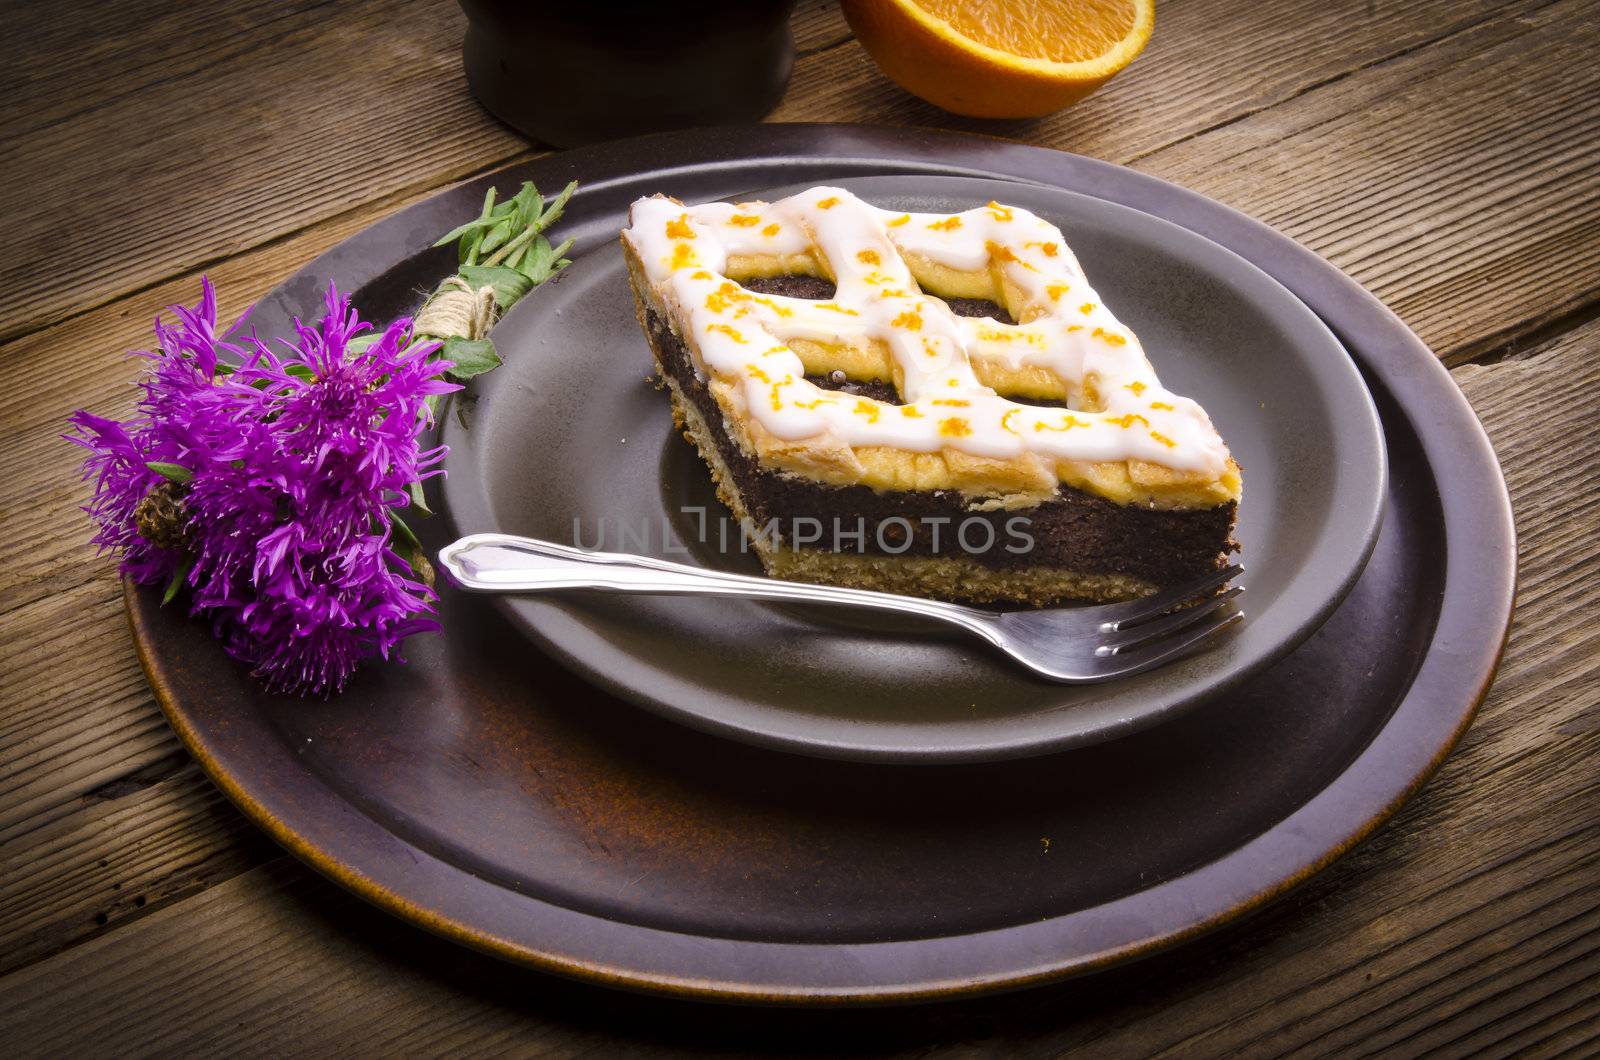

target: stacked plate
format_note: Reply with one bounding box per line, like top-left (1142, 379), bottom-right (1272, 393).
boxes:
top-left (134, 126), bottom-right (1513, 1003)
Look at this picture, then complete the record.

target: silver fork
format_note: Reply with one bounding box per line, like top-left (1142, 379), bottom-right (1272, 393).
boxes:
top-left (437, 533), bottom-right (1243, 684)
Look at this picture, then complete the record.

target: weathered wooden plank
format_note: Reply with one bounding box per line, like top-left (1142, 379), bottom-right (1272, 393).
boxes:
top-left (0, 196), bottom-right (419, 862)
top-left (0, 760), bottom-right (276, 976)
top-left (1134, 0), bottom-right (1600, 365)
top-left (789, 0), bottom-right (852, 56)
top-left (0, 0), bottom-right (1552, 348)
top-left (1022, 318), bottom-right (1600, 1057)
top-left (0, 194), bottom-right (451, 982)
top-left (1, 317), bottom-right (1593, 1057)
top-left (0, 0), bottom-right (528, 344)
top-left (2, 0), bottom-right (1596, 1037)
top-left (3, 4), bottom-right (1596, 994)
top-left (777, 0), bottom-right (1600, 364)
top-left (1, 0), bottom-right (335, 137)
top-left (774, 0), bottom-right (1527, 166)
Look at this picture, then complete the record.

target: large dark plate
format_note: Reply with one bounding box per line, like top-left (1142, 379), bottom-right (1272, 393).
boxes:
top-left (440, 173), bottom-right (1386, 761)
top-left (130, 125), bottom-right (1513, 1003)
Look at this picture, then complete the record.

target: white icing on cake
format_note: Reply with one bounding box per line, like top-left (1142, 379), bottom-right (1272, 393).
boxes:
top-left (622, 187), bottom-right (1231, 475)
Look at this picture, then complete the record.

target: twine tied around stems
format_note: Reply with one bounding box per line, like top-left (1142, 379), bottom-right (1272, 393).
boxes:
top-left (414, 277), bottom-right (496, 342)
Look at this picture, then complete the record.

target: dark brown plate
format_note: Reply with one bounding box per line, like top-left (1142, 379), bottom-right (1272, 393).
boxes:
top-left (439, 173), bottom-right (1387, 761)
top-left (130, 125), bottom-right (1513, 1004)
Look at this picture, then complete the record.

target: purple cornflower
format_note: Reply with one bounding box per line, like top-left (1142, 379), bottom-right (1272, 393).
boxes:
top-left (67, 279), bottom-right (459, 696)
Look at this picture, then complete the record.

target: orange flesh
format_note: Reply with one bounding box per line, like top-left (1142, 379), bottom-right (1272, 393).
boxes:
top-left (910, 0), bottom-right (1140, 63)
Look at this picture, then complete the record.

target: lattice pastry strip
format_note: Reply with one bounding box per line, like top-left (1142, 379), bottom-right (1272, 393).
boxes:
top-left (623, 187), bottom-right (1239, 507)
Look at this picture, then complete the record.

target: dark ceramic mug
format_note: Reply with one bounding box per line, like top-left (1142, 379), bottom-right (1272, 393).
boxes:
top-left (459, 0), bottom-right (798, 148)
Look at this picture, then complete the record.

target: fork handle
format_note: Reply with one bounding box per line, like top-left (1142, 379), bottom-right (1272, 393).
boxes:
top-left (437, 532), bottom-right (995, 637)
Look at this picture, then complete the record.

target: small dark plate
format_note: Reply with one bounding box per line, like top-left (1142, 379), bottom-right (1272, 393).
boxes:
top-left (130, 126), bottom-right (1513, 1004)
top-left (441, 174), bottom-right (1387, 762)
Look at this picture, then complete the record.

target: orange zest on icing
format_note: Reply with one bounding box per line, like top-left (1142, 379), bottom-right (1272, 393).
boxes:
top-left (704, 282), bottom-right (739, 313)
top-left (623, 188), bottom-right (1233, 485)
top-left (665, 214), bottom-right (695, 240)
top-left (767, 373), bottom-right (795, 411)
top-left (939, 417), bottom-right (972, 437)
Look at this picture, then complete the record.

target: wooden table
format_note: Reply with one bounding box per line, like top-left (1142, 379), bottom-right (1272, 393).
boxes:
top-left (2, 1), bottom-right (1596, 1053)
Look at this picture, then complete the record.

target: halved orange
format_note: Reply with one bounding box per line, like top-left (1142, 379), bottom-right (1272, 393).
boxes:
top-left (841, 0), bottom-right (1154, 118)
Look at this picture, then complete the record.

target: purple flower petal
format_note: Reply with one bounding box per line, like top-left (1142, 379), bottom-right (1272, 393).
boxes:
top-left (65, 278), bottom-right (460, 696)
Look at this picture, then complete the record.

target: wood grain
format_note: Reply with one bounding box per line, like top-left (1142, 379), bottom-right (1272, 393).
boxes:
top-left (3, 318), bottom-right (1595, 1059)
top-left (775, 0), bottom-right (1600, 364)
top-left (1, 0), bottom-right (1597, 1050)
top-left (0, 758), bottom-right (276, 976)
top-left (0, 187), bottom-right (462, 967)
top-left (0, 0), bottom-right (528, 344)
top-left (1, 0), bottom-right (337, 137)
top-left (4, 0), bottom-right (1573, 352)
top-left (1135, 0), bottom-right (1600, 365)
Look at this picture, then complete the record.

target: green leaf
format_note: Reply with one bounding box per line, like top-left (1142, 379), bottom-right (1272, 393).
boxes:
top-left (477, 218), bottom-right (514, 257)
top-left (389, 510), bottom-right (422, 552)
top-left (518, 234), bottom-right (575, 286)
top-left (460, 227), bottom-right (486, 267)
top-left (509, 181), bottom-right (543, 228)
top-left (408, 478), bottom-right (433, 518)
top-left (519, 235), bottom-right (553, 279)
top-left (441, 337), bottom-right (501, 380)
top-left (537, 181), bottom-right (577, 232)
top-left (457, 265), bottom-right (533, 310)
top-left (431, 187), bottom-right (499, 250)
top-left (161, 552), bottom-right (195, 606)
top-left (432, 220), bottom-right (479, 249)
top-left (146, 461), bottom-right (193, 484)
top-left (387, 512), bottom-right (435, 586)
